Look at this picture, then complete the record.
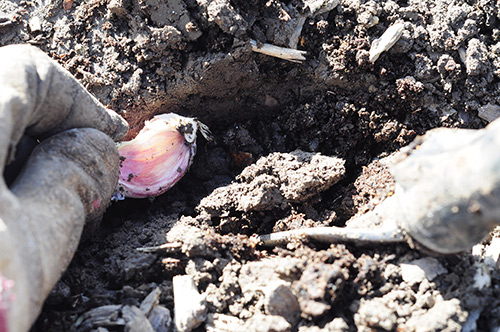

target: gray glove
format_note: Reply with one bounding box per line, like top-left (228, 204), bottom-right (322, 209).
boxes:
top-left (389, 118), bottom-right (500, 254)
top-left (348, 117), bottom-right (500, 254)
top-left (0, 44), bottom-right (128, 332)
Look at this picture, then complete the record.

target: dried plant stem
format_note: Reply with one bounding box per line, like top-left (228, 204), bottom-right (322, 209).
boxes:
top-left (136, 242), bottom-right (182, 253)
top-left (258, 225), bottom-right (405, 247)
top-left (250, 40), bottom-right (307, 63)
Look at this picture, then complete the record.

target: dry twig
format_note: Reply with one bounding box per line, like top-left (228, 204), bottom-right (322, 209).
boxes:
top-left (258, 224), bottom-right (405, 247)
top-left (250, 40), bottom-right (307, 63)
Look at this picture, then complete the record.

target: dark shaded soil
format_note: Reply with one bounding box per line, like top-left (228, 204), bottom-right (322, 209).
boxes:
top-left (2, 0), bottom-right (500, 331)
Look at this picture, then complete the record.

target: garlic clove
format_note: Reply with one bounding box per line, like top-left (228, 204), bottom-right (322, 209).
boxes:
top-left (113, 113), bottom-right (211, 200)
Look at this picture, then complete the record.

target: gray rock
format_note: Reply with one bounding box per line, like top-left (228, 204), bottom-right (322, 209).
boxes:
top-left (264, 282), bottom-right (301, 325)
top-left (122, 305), bottom-right (155, 332)
top-left (140, 288), bottom-right (161, 316)
top-left (73, 305), bottom-right (155, 332)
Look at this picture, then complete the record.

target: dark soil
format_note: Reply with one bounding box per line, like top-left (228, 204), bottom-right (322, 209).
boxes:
top-left (2, 0), bottom-right (500, 331)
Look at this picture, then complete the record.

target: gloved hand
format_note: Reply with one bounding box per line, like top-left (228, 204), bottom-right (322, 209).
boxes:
top-left (0, 44), bottom-right (128, 332)
top-left (388, 117), bottom-right (500, 254)
top-left (344, 116), bottom-right (500, 254)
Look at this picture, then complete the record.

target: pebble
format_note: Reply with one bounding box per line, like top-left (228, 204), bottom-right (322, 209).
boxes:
top-left (173, 275), bottom-right (207, 332)
top-left (264, 282), bottom-right (301, 324)
top-left (478, 104), bottom-right (500, 123)
top-left (400, 257), bottom-right (447, 286)
top-left (148, 305), bottom-right (172, 332)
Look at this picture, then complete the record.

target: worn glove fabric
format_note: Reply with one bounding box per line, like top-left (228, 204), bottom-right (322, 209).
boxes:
top-left (391, 118), bottom-right (500, 254)
top-left (0, 44), bottom-right (128, 332)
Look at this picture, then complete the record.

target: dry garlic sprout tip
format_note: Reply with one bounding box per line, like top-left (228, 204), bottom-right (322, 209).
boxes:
top-left (198, 121), bottom-right (213, 141)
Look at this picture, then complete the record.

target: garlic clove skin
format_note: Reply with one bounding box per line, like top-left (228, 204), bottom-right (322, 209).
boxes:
top-left (113, 113), bottom-right (211, 200)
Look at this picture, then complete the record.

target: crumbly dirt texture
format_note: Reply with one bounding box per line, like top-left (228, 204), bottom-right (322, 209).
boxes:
top-left (2, 0), bottom-right (500, 331)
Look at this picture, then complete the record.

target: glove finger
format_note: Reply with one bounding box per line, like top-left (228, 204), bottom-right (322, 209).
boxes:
top-left (11, 128), bottom-right (119, 226)
top-left (392, 123), bottom-right (500, 254)
top-left (0, 44), bottom-right (128, 169)
top-left (0, 128), bottom-right (119, 332)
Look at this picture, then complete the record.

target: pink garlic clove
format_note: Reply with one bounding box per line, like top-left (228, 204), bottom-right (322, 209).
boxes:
top-left (113, 113), bottom-right (211, 200)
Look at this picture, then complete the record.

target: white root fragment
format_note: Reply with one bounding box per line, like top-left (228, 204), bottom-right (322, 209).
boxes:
top-left (250, 39), bottom-right (307, 63)
top-left (258, 224), bottom-right (405, 247)
top-left (369, 23), bottom-right (405, 62)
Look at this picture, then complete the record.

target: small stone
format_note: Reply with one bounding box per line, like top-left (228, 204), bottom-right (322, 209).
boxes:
top-left (264, 282), bottom-right (301, 324)
top-left (148, 305), bottom-right (172, 332)
top-left (478, 104), bottom-right (500, 123)
top-left (28, 16), bottom-right (42, 33)
top-left (400, 257), bottom-right (447, 286)
top-left (173, 275), bottom-right (207, 332)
